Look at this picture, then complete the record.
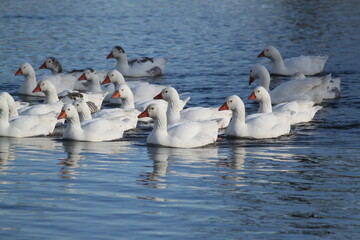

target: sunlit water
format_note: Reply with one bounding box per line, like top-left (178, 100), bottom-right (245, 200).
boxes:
top-left (1, 0), bottom-right (360, 239)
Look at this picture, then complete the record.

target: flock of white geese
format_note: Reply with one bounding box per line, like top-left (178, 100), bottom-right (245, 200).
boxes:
top-left (0, 45), bottom-right (341, 148)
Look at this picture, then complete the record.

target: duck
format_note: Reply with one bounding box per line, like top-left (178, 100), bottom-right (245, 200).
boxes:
top-left (0, 92), bottom-right (29, 118)
top-left (219, 95), bottom-right (291, 139)
top-left (72, 99), bottom-right (137, 131)
top-left (248, 86), bottom-right (322, 124)
top-left (39, 57), bottom-right (88, 91)
top-left (153, 86), bottom-right (231, 128)
top-left (249, 65), bottom-right (332, 104)
top-left (57, 104), bottom-right (124, 142)
top-left (0, 95), bottom-right (57, 138)
top-left (138, 103), bottom-right (219, 148)
top-left (101, 69), bottom-right (174, 105)
top-left (291, 72), bottom-right (341, 99)
top-left (257, 46), bottom-right (328, 76)
top-left (106, 46), bottom-right (168, 77)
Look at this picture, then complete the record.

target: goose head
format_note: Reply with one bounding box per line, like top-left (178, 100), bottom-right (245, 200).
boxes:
top-left (73, 99), bottom-right (90, 114)
top-left (138, 103), bottom-right (165, 119)
top-left (219, 95), bottom-right (244, 112)
top-left (102, 69), bottom-right (125, 85)
top-left (257, 46), bottom-right (281, 60)
top-left (248, 86), bottom-right (269, 101)
top-left (15, 62), bottom-right (34, 76)
top-left (32, 79), bottom-right (56, 94)
top-left (78, 68), bottom-right (96, 81)
top-left (57, 104), bottom-right (78, 120)
top-left (39, 57), bottom-right (63, 73)
top-left (111, 83), bottom-right (132, 99)
top-left (106, 46), bottom-right (126, 59)
top-left (248, 65), bottom-right (269, 85)
top-left (153, 87), bottom-right (178, 102)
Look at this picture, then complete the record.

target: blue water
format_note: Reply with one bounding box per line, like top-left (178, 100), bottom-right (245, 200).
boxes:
top-left (1, 0), bottom-right (360, 239)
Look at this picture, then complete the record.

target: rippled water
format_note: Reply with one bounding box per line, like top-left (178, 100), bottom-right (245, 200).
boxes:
top-left (1, 0), bottom-right (360, 239)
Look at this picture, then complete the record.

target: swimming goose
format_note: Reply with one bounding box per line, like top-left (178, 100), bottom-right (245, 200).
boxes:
top-left (39, 57), bottom-right (88, 91)
top-left (73, 99), bottom-right (137, 131)
top-left (219, 95), bottom-right (291, 139)
top-left (101, 69), bottom-right (172, 105)
top-left (0, 95), bottom-right (57, 138)
top-left (57, 104), bottom-right (124, 142)
top-left (153, 86), bottom-right (230, 128)
top-left (248, 86), bottom-right (322, 124)
top-left (291, 72), bottom-right (341, 99)
top-left (257, 46), bottom-right (328, 76)
top-left (249, 65), bottom-right (331, 104)
top-left (106, 46), bottom-right (168, 77)
top-left (138, 103), bottom-right (219, 148)
top-left (15, 62), bottom-right (44, 96)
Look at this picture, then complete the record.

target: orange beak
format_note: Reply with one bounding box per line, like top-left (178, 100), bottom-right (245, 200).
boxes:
top-left (248, 91), bottom-right (256, 100)
top-left (78, 73), bottom-right (86, 80)
top-left (106, 52), bottom-right (114, 59)
top-left (15, 68), bottom-right (23, 76)
top-left (248, 75), bottom-right (255, 85)
top-left (57, 110), bottom-right (66, 120)
top-left (39, 62), bottom-right (47, 69)
top-left (111, 90), bottom-right (120, 99)
top-left (32, 84), bottom-right (41, 93)
top-left (257, 51), bottom-right (265, 58)
top-left (138, 109), bottom-right (149, 118)
top-left (102, 76), bottom-right (111, 85)
top-left (153, 92), bottom-right (163, 99)
top-left (218, 102), bottom-right (229, 111)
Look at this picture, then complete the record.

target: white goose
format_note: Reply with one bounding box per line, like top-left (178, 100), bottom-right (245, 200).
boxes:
top-left (0, 95), bottom-right (57, 138)
top-left (0, 92), bottom-right (29, 118)
top-left (73, 99), bottom-right (137, 131)
top-left (248, 86), bottom-right (322, 124)
top-left (18, 79), bottom-right (64, 115)
top-left (249, 65), bottom-right (331, 104)
top-left (57, 104), bottom-right (124, 142)
top-left (15, 62), bottom-right (76, 95)
top-left (106, 46), bottom-right (168, 77)
top-left (291, 72), bottom-right (341, 99)
top-left (153, 86), bottom-right (231, 128)
top-left (219, 95), bottom-right (291, 139)
top-left (15, 63), bottom-right (44, 96)
top-left (39, 57), bottom-right (88, 91)
top-left (138, 103), bottom-right (219, 148)
top-left (101, 69), bottom-right (175, 105)
top-left (257, 46), bottom-right (328, 75)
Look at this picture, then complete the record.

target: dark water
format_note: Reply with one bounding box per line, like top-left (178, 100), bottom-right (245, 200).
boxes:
top-left (1, 0), bottom-right (360, 239)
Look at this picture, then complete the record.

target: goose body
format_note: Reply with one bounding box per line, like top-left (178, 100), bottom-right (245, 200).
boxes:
top-left (219, 95), bottom-right (291, 139)
top-left (257, 46), bottom-right (328, 76)
top-left (0, 95), bottom-right (57, 138)
top-left (248, 86), bottom-right (322, 124)
top-left (138, 103), bottom-right (218, 148)
top-left (249, 65), bottom-right (332, 104)
top-left (73, 99), bottom-right (137, 131)
top-left (106, 46), bottom-right (168, 77)
top-left (0, 92), bottom-right (29, 118)
top-left (154, 87), bottom-right (231, 128)
top-left (57, 104), bottom-right (124, 142)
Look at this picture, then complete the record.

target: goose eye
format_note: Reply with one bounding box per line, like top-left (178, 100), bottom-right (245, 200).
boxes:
top-left (111, 74), bottom-right (114, 77)
top-left (257, 90), bottom-right (260, 92)
top-left (250, 70), bottom-right (252, 73)
top-left (266, 49), bottom-right (269, 51)
top-left (67, 108), bottom-right (70, 111)
top-left (151, 107), bottom-right (154, 110)
top-left (121, 89), bottom-right (124, 91)
top-left (229, 100), bottom-right (233, 103)
top-left (76, 104), bottom-right (79, 106)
